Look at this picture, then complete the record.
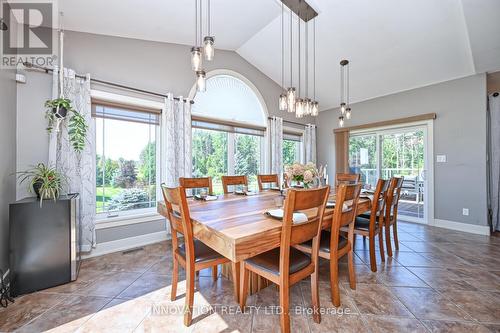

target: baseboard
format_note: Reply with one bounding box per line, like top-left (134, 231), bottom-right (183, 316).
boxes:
top-left (82, 231), bottom-right (169, 259)
top-left (431, 219), bottom-right (490, 235)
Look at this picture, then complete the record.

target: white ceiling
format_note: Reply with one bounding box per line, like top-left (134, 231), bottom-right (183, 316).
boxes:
top-left (57, 0), bottom-right (500, 111)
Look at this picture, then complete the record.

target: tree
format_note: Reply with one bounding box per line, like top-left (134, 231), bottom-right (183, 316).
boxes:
top-left (235, 134), bottom-right (259, 177)
top-left (138, 142), bottom-right (156, 185)
top-left (96, 155), bottom-right (119, 186)
top-left (283, 140), bottom-right (298, 166)
top-left (113, 159), bottom-right (137, 188)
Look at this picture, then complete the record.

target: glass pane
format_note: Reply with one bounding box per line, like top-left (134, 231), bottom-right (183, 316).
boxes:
top-left (283, 139), bottom-right (300, 166)
top-left (235, 133), bottom-right (261, 191)
top-left (349, 134), bottom-right (377, 189)
top-left (95, 117), bottom-right (157, 214)
top-left (381, 129), bottom-right (425, 219)
top-left (192, 128), bottom-right (228, 194)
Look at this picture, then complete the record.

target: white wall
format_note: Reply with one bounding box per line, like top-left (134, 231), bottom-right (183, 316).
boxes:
top-left (317, 74), bottom-right (488, 227)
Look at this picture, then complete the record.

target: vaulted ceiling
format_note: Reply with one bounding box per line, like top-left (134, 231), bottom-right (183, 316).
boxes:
top-left (59, 0), bottom-right (500, 111)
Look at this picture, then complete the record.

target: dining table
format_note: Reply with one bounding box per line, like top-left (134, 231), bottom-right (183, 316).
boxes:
top-left (157, 189), bottom-right (372, 301)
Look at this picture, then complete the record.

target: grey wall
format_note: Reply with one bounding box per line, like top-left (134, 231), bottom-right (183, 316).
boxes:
top-left (0, 55), bottom-right (17, 271)
top-left (16, 30), bottom-right (313, 245)
top-left (317, 74), bottom-right (488, 226)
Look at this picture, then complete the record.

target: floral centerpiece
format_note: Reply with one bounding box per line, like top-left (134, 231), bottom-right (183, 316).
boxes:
top-left (285, 162), bottom-right (319, 188)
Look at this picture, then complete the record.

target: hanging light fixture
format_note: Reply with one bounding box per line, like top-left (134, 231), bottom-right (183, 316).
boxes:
top-left (286, 8), bottom-right (296, 113)
top-left (196, 70), bottom-right (206, 92)
top-left (311, 18), bottom-right (319, 116)
top-left (339, 59), bottom-right (350, 126)
top-left (295, 10), bottom-right (303, 118)
top-left (203, 0), bottom-right (215, 61)
top-left (278, 1), bottom-right (288, 111)
top-left (191, 0), bottom-right (202, 71)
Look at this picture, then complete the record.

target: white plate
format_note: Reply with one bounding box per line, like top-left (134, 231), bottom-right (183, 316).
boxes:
top-left (265, 209), bottom-right (308, 224)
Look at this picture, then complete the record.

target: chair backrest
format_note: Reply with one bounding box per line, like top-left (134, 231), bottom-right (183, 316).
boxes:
top-left (385, 177), bottom-right (404, 218)
top-left (257, 174), bottom-right (280, 191)
top-left (335, 173), bottom-right (361, 187)
top-left (280, 187), bottom-right (330, 275)
top-left (160, 184), bottom-right (195, 264)
top-left (179, 177), bottom-right (213, 195)
top-left (221, 175), bottom-right (248, 194)
top-left (368, 179), bottom-right (390, 227)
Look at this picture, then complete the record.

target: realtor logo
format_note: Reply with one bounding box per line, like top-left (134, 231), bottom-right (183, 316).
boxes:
top-left (2, 2), bottom-right (52, 55)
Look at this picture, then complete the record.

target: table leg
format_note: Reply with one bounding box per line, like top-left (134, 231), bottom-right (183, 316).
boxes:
top-left (231, 261), bottom-right (240, 303)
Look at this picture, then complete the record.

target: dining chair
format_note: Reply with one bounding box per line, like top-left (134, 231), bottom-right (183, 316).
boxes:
top-left (384, 177), bottom-right (404, 257)
top-left (343, 179), bottom-right (389, 272)
top-left (221, 175), bottom-right (248, 194)
top-left (295, 183), bottom-right (362, 307)
top-left (179, 177), bottom-right (214, 195)
top-left (335, 173), bottom-right (361, 187)
top-left (161, 184), bottom-right (230, 326)
top-left (257, 174), bottom-right (280, 191)
top-left (239, 187), bottom-right (330, 333)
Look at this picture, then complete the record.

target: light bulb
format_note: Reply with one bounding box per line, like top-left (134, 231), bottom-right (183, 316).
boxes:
top-left (279, 93), bottom-right (288, 111)
top-left (203, 36), bottom-right (215, 61)
top-left (191, 47), bottom-right (202, 71)
top-left (339, 116), bottom-right (345, 127)
top-left (287, 88), bottom-right (296, 113)
top-left (305, 98), bottom-right (312, 115)
top-left (311, 101), bottom-right (319, 116)
top-left (340, 103), bottom-right (346, 115)
top-left (295, 98), bottom-right (304, 118)
top-left (345, 107), bottom-right (351, 120)
top-left (196, 70), bottom-right (206, 92)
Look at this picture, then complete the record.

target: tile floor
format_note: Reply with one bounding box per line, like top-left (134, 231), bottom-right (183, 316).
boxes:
top-left (1, 221), bottom-right (500, 333)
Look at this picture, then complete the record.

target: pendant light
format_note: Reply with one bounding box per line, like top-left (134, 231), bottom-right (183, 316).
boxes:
top-left (196, 70), bottom-right (206, 92)
top-left (191, 0), bottom-right (202, 71)
top-left (278, 1), bottom-right (288, 111)
top-left (295, 11), bottom-right (304, 118)
top-left (203, 0), bottom-right (215, 61)
top-left (339, 59), bottom-right (350, 126)
top-left (286, 8), bottom-right (296, 113)
top-left (304, 18), bottom-right (312, 116)
top-left (311, 18), bottom-right (319, 116)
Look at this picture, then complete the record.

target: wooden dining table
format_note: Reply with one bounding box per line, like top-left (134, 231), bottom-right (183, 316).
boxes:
top-left (157, 189), bottom-right (372, 301)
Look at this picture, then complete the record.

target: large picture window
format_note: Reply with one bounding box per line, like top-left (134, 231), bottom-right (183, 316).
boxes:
top-left (283, 132), bottom-right (302, 166)
top-left (94, 103), bottom-right (159, 216)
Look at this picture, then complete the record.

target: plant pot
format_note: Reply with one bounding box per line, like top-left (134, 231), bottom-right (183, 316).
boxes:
top-left (52, 106), bottom-right (68, 119)
top-left (32, 179), bottom-right (44, 198)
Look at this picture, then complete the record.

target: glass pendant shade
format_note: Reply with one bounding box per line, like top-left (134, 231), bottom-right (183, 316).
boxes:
top-left (295, 98), bottom-right (304, 118)
top-left (203, 36), bottom-right (215, 61)
top-left (191, 47), bottom-right (202, 71)
top-left (340, 102), bottom-right (346, 115)
top-left (279, 93), bottom-right (288, 111)
top-left (196, 70), bottom-right (206, 92)
top-left (345, 107), bottom-right (352, 120)
top-left (339, 116), bottom-right (345, 127)
top-left (287, 88), bottom-right (296, 113)
top-left (311, 101), bottom-right (319, 116)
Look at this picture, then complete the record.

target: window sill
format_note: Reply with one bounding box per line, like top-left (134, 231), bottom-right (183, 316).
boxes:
top-left (95, 210), bottom-right (164, 230)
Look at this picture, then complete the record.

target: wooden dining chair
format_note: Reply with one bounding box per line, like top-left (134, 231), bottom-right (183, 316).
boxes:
top-left (335, 173), bottom-right (361, 187)
top-left (343, 179), bottom-right (389, 272)
top-left (257, 174), bottom-right (280, 191)
top-left (295, 183), bottom-right (362, 307)
top-left (179, 177), bottom-right (214, 195)
top-left (239, 187), bottom-right (330, 333)
top-left (161, 184), bottom-right (230, 326)
top-left (221, 175), bottom-right (248, 194)
top-left (384, 177), bottom-right (404, 257)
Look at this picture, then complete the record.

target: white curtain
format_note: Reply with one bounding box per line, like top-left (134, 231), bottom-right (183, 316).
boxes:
top-left (162, 94), bottom-right (192, 187)
top-left (304, 124), bottom-right (317, 164)
top-left (489, 92), bottom-right (500, 231)
top-left (52, 67), bottom-right (96, 252)
top-left (269, 117), bottom-right (283, 175)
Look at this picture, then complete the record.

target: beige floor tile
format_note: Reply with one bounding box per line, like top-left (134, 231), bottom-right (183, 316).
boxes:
top-left (346, 283), bottom-right (412, 317)
top-left (363, 316), bottom-right (428, 333)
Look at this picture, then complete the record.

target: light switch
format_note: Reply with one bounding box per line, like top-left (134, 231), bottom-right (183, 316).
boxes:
top-left (436, 155), bottom-right (447, 163)
top-left (462, 208), bottom-right (469, 216)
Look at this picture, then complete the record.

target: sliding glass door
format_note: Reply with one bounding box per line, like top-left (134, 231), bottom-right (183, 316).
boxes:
top-left (349, 124), bottom-right (430, 223)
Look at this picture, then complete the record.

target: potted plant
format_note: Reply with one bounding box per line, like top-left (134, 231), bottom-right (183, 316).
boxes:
top-left (45, 98), bottom-right (72, 127)
top-left (284, 162), bottom-right (319, 189)
top-left (17, 163), bottom-right (67, 206)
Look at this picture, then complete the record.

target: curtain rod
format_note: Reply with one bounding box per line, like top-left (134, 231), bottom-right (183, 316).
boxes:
top-left (22, 62), bottom-right (194, 104)
top-left (268, 116), bottom-right (315, 127)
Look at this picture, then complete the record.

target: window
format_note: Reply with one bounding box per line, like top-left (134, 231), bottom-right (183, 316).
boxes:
top-left (94, 103), bottom-right (159, 216)
top-left (283, 132), bottom-right (302, 166)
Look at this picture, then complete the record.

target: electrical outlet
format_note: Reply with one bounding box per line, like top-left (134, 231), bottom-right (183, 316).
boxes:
top-left (436, 155), bottom-right (447, 163)
top-left (462, 208), bottom-right (469, 216)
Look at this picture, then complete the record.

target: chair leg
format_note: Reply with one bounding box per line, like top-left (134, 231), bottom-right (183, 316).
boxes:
top-left (393, 221), bottom-right (399, 251)
top-left (311, 268), bottom-right (321, 324)
top-left (171, 258), bottom-right (178, 301)
top-left (279, 285), bottom-right (291, 333)
top-left (239, 264), bottom-right (249, 311)
top-left (329, 257), bottom-right (340, 307)
top-left (231, 262), bottom-right (240, 303)
top-left (385, 224), bottom-right (393, 257)
top-left (368, 235), bottom-right (377, 272)
top-left (378, 229), bottom-right (385, 263)
top-left (184, 267), bottom-right (195, 327)
top-left (212, 264), bottom-right (218, 282)
top-left (347, 249), bottom-right (356, 290)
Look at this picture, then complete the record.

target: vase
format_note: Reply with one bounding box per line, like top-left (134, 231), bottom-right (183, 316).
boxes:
top-left (32, 179), bottom-right (44, 198)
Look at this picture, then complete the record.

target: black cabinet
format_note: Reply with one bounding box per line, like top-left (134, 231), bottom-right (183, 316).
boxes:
top-left (9, 195), bottom-right (81, 296)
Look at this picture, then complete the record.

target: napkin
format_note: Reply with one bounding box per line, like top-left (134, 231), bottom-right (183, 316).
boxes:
top-left (265, 209), bottom-right (308, 224)
top-left (195, 194), bottom-right (218, 201)
top-left (326, 201), bottom-right (350, 212)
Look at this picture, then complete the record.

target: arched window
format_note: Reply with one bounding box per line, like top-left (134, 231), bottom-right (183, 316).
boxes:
top-left (190, 73), bottom-right (268, 193)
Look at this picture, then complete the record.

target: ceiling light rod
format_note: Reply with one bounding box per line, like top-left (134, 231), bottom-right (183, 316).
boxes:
top-left (203, 0), bottom-right (215, 61)
top-left (280, 0), bottom-right (318, 22)
top-left (295, 9), bottom-right (304, 118)
top-left (311, 17), bottom-right (318, 116)
top-left (286, 7), bottom-right (296, 113)
top-left (339, 59), bottom-right (350, 127)
top-left (279, 1), bottom-right (287, 111)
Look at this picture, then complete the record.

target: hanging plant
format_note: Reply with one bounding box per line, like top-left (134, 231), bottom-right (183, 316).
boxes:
top-left (44, 98), bottom-right (88, 153)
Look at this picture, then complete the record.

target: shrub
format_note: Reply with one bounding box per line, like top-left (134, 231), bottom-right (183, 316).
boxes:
top-left (107, 188), bottom-right (150, 211)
